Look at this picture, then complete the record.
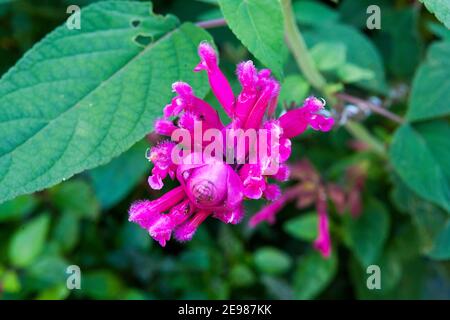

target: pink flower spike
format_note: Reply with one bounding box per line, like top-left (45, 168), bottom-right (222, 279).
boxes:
top-left (194, 42), bottom-right (235, 117)
top-left (147, 214), bottom-right (172, 247)
top-left (154, 119), bottom-right (177, 136)
top-left (264, 184), bottom-right (281, 201)
top-left (279, 138), bottom-right (292, 162)
top-left (172, 81), bottom-right (194, 97)
top-left (237, 61), bottom-right (258, 90)
top-left (234, 61), bottom-right (259, 123)
top-left (244, 80), bottom-right (279, 130)
top-left (148, 173), bottom-right (164, 190)
top-left (278, 108), bottom-right (309, 138)
top-left (274, 164), bottom-right (290, 181)
top-left (309, 114), bottom-right (335, 132)
top-left (191, 96), bottom-right (223, 129)
top-left (313, 212), bottom-right (332, 258)
top-left (128, 186), bottom-right (186, 229)
top-left (279, 96), bottom-right (333, 138)
top-left (146, 141), bottom-right (177, 190)
top-left (174, 210), bottom-right (210, 242)
top-left (249, 187), bottom-right (300, 227)
top-left (313, 193), bottom-right (332, 258)
top-left (214, 205), bottom-right (244, 225)
top-left (164, 97), bottom-right (185, 118)
top-left (240, 164), bottom-right (266, 200)
top-left (177, 155), bottom-right (244, 211)
top-left (147, 200), bottom-right (194, 247)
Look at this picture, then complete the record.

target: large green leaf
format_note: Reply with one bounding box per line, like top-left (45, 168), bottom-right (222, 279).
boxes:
top-left (82, 270), bottom-right (125, 299)
top-left (52, 211), bottom-right (80, 253)
top-left (345, 199), bottom-right (390, 266)
top-left (9, 213), bottom-right (50, 267)
top-left (217, 0), bottom-right (284, 78)
top-left (89, 139), bottom-right (149, 209)
top-left (391, 175), bottom-right (449, 256)
top-left (407, 41), bottom-right (450, 121)
top-left (253, 247), bottom-right (292, 275)
top-left (338, 0), bottom-right (392, 29)
top-left (303, 23), bottom-right (387, 93)
top-left (0, 1), bottom-right (211, 203)
top-left (0, 194), bottom-right (38, 222)
top-left (49, 180), bottom-right (99, 219)
top-left (283, 211), bottom-right (318, 242)
top-left (293, 0), bottom-right (338, 26)
top-left (428, 220), bottom-right (450, 260)
top-left (372, 8), bottom-right (423, 79)
top-left (420, 0), bottom-right (450, 29)
top-left (390, 121), bottom-right (450, 212)
top-left (293, 251), bottom-right (337, 299)
top-left (26, 255), bottom-right (69, 290)
top-left (348, 250), bottom-right (403, 299)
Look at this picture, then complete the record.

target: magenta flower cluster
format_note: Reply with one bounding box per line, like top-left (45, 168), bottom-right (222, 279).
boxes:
top-left (128, 42), bottom-right (334, 249)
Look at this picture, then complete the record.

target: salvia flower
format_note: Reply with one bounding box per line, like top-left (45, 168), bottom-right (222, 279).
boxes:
top-left (249, 158), bottom-right (367, 258)
top-left (128, 41), bottom-right (334, 247)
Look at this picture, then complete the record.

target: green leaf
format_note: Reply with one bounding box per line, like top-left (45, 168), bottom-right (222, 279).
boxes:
top-left (26, 255), bottom-right (69, 289)
top-left (218, 0), bottom-right (284, 78)
top-left (49, 180), bottom-right (99, 219)
top-left (293, 0), bottom-right (339, 26)
top-left (89, 139), bottom-right (149, 209)
top-left (36, 284), bottom-right (70, 300)
top-left (345, 199), bottom-right (390, 266)
top-left (254, 247), bottom-right (292, 275)
top-left (179, 248), bottom-right (211, 272)
top-left (82, 270), bottom-right (124, 299)
top-left (391, 175), bottom-right (449, 256)
top-left (1, 270), bottom-right (21, 293)
top-left (428, 220), bottom-right (450, 260)
top-left (303, 23), bottom-right (387, 93)
top-left (0, 2), bottom-right (212, 203)
top-left (9, 213), bottom-right (50, 267)
top-left (420, 0), bottom-right (450, 29)
top-left (261, 276), bottom-right (294, 300)
top-left (119, 222), bottom-right (151, 251)
top-left (390, 121), bottom-right (450, 212)
top-left (337, 63), bottom-right (375, 83)
top-left (428, 22), bottom-right (450, 40)
top-left (283, 212), bottom-right (318, 241)
top-left (293, 250), bottom-right (337, 299)
top-left (229, 264), bottom-right (255, 287)
top-left (0, 194), bottom-right (38, 222)
top-left (52, 211), bottom-right (80, 253)
top-left (278, 75), bottom-right (310, 108)
top-left (310, 42), bottom-right (347, 71)
top-left (407, 42), bottom-right (450, 121)
top-left (349, 250), bottom-right (403, 299)
top-left (372, 8), bottom-right (423, 78)
top-left (338, 0), bottom-right (392, 29)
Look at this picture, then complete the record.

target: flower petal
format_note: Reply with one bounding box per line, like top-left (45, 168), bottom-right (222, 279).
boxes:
top-left (194, 42), bottom-right (235, 117)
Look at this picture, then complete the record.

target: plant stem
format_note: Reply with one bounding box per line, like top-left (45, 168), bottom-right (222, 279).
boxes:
top-left (280, 0), bottom-right (327, 92)
top-left (345, 121), bottom-right (386, 157)
top-left (195, 18), bottom-right (227, 29)
top-left (336, 92), bottom-right (404, 124)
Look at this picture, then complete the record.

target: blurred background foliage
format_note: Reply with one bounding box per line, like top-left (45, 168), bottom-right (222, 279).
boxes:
top-left (0, 0), bottom-right (449, 299)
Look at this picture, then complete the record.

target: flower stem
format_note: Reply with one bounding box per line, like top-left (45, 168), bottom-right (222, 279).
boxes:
top-left (195, 18), bottom-right (227, 29)
top-left (280, 0), bottom-right (327, 92)
top-left (345, 121), bottom-right (386, 157)
top-left (336, 92), bottom-right (404, 124)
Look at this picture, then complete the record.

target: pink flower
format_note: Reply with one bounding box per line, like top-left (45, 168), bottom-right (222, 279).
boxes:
top-left (313, 190), bottom-right (332, 258)
top-left (128, 42), bottom-right (334, 247)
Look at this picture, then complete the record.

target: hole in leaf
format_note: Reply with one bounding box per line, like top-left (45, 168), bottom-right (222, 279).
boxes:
top-left (131, 19), bottom-right (141, 27)
top-left (133, 34), bottom-right (153, 47)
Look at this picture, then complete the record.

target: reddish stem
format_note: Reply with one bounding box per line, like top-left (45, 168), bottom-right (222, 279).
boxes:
top-left (335, 92), bottom-right (404, 124)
